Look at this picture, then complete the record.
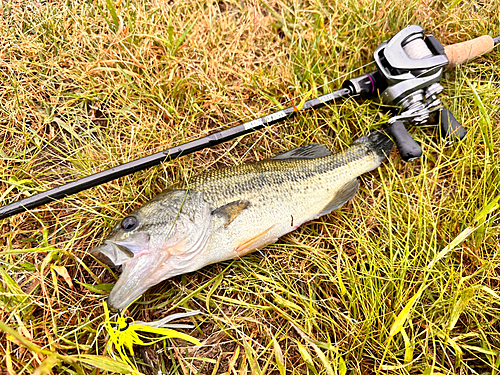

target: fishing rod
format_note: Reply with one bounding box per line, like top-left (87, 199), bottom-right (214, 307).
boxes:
top-left (0, 25), bottom-right (498, 220)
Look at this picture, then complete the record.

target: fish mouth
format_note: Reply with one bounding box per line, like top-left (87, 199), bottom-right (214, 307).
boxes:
top-left (90, 240), bottom-right (167, 311)
top-left (91, 241), bottom-right (134, 266)
top-left (104, 234), bottom-right (196, 311)
top-left (102, 231), bottom-right (212, 311)
top-left (90, 232), bottom-right (151, 266)
top-left (106, 253), bottom-right (172, 311)
top-left (90, 233), bottom-right (155, 311)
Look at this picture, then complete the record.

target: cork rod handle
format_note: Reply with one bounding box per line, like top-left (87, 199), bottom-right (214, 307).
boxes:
top-left (444, 35), bottom-right (495, 71)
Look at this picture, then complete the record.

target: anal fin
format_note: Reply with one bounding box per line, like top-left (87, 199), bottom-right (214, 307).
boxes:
top-left (319, 179), bottom-right (359, 216)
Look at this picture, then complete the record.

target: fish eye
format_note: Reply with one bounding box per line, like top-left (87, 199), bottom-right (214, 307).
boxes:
top-left (121, 216), bottom-right (138, 231)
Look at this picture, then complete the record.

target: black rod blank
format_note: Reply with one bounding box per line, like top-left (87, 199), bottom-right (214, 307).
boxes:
top-left (0, 88), bottom-right (352, 219)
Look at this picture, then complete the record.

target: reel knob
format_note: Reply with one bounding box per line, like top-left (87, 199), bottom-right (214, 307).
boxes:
top-left (388, 121), bottom-right (423, 162)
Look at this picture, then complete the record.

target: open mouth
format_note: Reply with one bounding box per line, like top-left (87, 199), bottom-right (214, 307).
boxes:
top-left (91, 241), bottom-right (133, 266)
top-left (105, 252), bottom-right (170, 311)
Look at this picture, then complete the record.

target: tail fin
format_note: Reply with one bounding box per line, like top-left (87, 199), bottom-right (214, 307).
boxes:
top-left (352, 129), bottom-right (394, 163)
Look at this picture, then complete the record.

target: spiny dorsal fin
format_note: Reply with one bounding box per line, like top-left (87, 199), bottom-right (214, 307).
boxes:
top-left (270, 143), bottom-right (332, 161)
top-left (212, 200), bottom-right (251, 228)
top-left (318, 179), bottom-right (359, 217)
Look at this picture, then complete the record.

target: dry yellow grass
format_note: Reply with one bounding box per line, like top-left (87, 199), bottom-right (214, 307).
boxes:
top-left (1, 0), bottom-right (499, 374)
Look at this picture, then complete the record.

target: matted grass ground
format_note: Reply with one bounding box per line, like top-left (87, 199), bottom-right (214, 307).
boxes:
top-left (1, 0), bottom-right (499, 374)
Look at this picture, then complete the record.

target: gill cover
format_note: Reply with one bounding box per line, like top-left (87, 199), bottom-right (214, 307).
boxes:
top-left (91, 190), bottom-right (212, 310)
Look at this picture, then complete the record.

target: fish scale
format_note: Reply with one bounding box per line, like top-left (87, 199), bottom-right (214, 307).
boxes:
top-left (178, 153), bottom-right (349, 199)
top-left (91, 130), bottom-right (394, 310)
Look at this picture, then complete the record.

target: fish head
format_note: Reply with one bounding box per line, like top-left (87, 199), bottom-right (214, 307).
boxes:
top-left (91, 189), bottom-right (212, 311)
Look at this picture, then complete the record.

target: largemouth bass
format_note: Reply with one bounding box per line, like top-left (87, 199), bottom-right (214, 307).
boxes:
top-left (91, 130), bottom-right (394, 310)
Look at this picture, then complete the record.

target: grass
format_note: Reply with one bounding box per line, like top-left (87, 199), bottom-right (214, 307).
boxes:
top-left (1, 0), bottom-right (499, 374)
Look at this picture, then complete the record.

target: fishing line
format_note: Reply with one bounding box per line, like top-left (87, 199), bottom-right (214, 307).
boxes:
top-left (9, 61), bottom-right (375, 197)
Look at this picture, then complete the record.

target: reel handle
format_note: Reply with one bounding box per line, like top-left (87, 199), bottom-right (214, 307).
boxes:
top-left (438, 107), bottom-right (467, 140)
top-left (387, 121), bottom-right (423, 162)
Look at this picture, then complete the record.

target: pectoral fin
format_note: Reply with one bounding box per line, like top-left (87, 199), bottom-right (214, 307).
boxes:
top-left (212, 200), bottom-right (251, 227)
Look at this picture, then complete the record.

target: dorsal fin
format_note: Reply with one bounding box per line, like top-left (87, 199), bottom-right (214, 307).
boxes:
top-left (270, 143), bottom-right (332, 161)
top-left (212, 200), bottom-right (251, 228)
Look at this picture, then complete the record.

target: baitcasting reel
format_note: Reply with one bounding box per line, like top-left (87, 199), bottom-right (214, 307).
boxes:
top-left (343, 25), bottom-right (496, 161)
